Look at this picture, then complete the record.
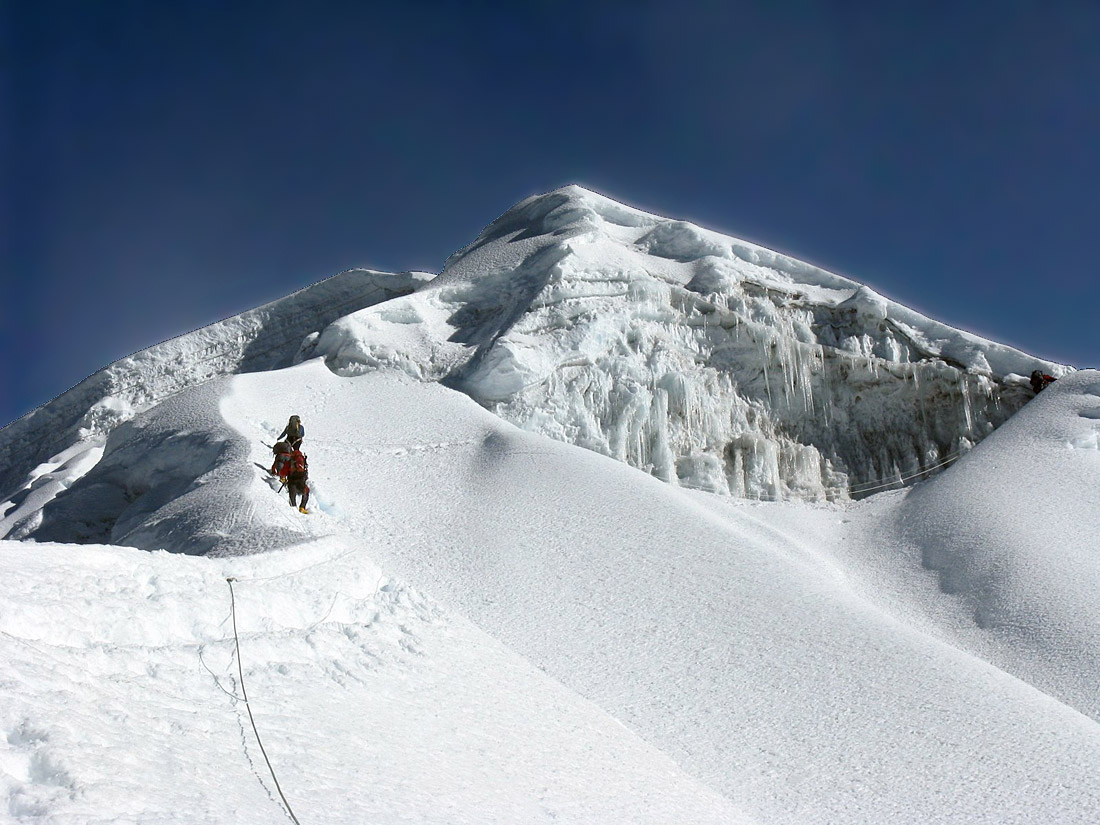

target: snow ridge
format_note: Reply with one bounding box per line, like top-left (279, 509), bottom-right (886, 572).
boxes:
top-left (0, 269), bottom-right (427, 527)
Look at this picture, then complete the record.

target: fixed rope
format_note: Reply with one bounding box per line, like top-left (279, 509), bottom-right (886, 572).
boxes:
top-left (709, 447), bottom-right (964, 503)
top-left (225, 577), bottom-right (303, 825)
top-left (230, 541), bottom-right (366, 586)
top-left (846, 450), bottom-right (962, 495)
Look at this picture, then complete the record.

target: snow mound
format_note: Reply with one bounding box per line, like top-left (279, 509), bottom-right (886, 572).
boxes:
top-left (892, 371), bottom-right (1100, 717)
top-left (638, 220), bottom-right (734, 261)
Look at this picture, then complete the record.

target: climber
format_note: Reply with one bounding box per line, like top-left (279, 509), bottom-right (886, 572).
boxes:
top-left (285, 448), bottom-right (310, 514)
top-left (278, 415), bottom-right (305, 450)
top-left (1030, 370), bottom-right (1056, 394)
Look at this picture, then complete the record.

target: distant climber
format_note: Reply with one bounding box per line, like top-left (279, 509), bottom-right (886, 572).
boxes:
top-left (1030, 370), bottom-right (1056, 394)
top-left (278, 415), bottom-right (305, 450)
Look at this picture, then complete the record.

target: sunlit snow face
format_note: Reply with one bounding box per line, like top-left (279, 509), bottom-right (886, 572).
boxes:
top-left (310, 191), bottom-right (1045, 502)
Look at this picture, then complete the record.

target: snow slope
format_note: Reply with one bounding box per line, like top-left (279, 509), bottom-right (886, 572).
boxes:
top-left (4, 361), bottom-right (1099, 823)
top-left (1, 538), bottom-right (746, 824)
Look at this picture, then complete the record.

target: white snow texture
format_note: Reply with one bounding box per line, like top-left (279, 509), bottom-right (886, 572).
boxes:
top-left (1, 186), bottom-right (1097, 824)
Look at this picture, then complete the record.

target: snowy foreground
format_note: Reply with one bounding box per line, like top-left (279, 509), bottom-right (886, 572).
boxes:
top-left (2, 187), bottom-right (1099, 822)
top-left (3, 364), bottom-right (1100, 823)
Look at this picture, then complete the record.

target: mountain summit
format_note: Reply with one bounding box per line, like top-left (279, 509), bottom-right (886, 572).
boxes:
top-left (317, 185), bottom-right (1065, 500)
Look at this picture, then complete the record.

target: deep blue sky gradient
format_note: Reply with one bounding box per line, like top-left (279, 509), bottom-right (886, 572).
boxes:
top-left (4, 0), bottom-right (1099, 428)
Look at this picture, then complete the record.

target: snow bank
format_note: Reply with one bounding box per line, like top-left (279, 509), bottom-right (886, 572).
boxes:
top-left (893, 369), bottom-right (1100, 719)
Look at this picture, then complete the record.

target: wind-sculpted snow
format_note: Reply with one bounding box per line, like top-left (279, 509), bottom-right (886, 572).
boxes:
top-left (314, 186), bottom-right (1065, 501)
top-left (892, 371), bottom-right (1100, 720)
top-left (0, 269), bottom-right (428, 531)
top-left (6, 378), bottom-right (309, 556)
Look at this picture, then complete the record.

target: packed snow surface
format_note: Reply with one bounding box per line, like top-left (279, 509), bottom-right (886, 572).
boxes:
top-left (1, 186), bottom-right (1097, 823)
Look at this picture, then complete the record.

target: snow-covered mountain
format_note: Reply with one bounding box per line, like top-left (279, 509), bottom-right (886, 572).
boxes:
top-left (1, 186), bottom-right (1066, 526)
top-left (2, 187), bottom-right (1097, 824)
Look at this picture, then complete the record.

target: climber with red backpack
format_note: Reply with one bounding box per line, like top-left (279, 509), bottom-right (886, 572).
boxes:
top-left (1030, 370), bottom-right (1056, 394)
top-left (270, 440), bottom-right (311, 514)
top-left (285, 448), bottom-right (310, 514)
top-left (270, 441), bottom-right (292, 477)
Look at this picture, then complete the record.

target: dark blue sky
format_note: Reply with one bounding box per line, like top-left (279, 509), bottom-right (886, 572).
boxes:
top-left (4, 0), bottom-right (1099, 428)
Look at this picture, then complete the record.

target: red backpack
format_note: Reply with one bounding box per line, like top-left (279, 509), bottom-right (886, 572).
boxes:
top-left (288, 451), bottom-right (308, 478)
top-left (272, 453), bottom-right (293, 479)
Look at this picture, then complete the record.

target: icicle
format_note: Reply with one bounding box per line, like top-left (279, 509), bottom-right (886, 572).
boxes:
top-left (960, 373), bottom-right (973, 433)
top-left (913, 363), bottom-right (928, 433)
top-left (761, 335), bottom-right (776, 410)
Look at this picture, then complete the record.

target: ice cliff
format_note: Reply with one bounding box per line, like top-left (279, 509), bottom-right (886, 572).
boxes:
top-left (314, 186), bottom-right (1066, 501)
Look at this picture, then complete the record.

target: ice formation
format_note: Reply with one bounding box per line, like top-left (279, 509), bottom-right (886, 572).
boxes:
top-left (313, 186), bottom-right (1066, 501)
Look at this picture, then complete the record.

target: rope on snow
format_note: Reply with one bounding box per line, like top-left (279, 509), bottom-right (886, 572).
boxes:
top-left (225, 577), bottom-right (303, 825)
